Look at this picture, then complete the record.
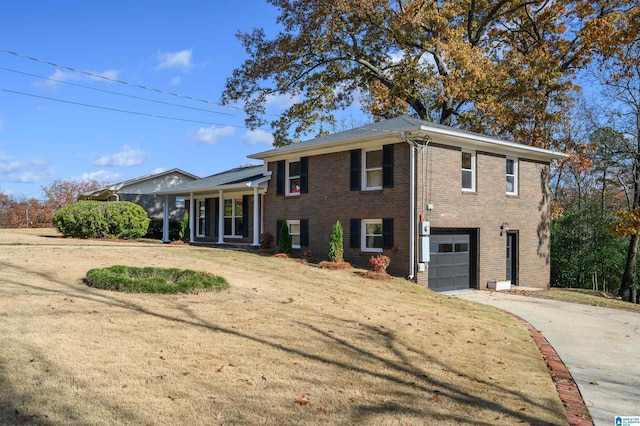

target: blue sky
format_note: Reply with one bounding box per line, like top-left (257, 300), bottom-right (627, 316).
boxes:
top-left (0, 1), bottom-right (302, 199)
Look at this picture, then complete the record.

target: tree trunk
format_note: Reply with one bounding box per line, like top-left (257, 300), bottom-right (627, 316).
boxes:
top-left (620, 233), bottom-right (639, 301)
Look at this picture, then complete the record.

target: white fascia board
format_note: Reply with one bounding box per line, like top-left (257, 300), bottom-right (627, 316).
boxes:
top-left (248, 133), bottom-right (402, 161)
top-left (413, 126), bottom-right (567, 161)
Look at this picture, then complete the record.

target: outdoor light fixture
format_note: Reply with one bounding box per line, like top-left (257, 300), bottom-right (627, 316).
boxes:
top-left (500, 223), bottom-right (509, 236)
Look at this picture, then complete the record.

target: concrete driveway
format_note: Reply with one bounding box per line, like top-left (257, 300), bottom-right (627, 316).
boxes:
top-left (455, 290), bottom-right (640, 426)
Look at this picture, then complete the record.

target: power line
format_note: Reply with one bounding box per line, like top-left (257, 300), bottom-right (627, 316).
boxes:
top-left (0, 88), bottom-right (261, 129)
top-left (0, 49), bottom-right (245, 111)
top-left (0, 67), bottom-right (236, 117)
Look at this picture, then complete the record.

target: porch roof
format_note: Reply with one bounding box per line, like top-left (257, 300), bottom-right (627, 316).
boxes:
top-left (154, 165), bottom-right (267, 196)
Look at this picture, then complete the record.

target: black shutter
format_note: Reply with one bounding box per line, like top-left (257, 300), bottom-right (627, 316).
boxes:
top-left (383, 144), bottom-right (394, 188)
top-left (213, 197), bottom-right (219, 236)
top-left (383, 218), bottom-right (394, 249)
top-left (350, 149), bottom-right (361, 191)
top-left (276, 219), bottom-right (282, 245)
top-left (276, 160), bottom-right (285, 195)
top-left (300, 157), bottom-right (308, 193)
top-left (350, 218), bottom-right (361, 248)
top-left (204, 198), bottom-right (211, 236)
top-left (300, 219), bottom-right (309, 246)
top-left (242, 195), bottom-right (249, 238)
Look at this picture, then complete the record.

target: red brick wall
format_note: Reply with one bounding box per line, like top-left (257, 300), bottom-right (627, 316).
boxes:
top-left (263, 143), bottom-right (411, 275)
top-left (415, 143), bottom-right (550, 289)
top-left (262, 140), bottom-right (551, 289)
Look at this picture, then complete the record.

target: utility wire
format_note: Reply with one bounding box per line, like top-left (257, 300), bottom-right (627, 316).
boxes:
top-left (0, 49), bottom-right (245, 111)
top-left (0, 67), bottom-right (237, 117)
top-left (0, 88), bottom-right (261, 129)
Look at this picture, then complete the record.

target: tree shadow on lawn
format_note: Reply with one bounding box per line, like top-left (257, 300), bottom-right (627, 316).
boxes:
top-left (0, 261), bottom-right (566, 425)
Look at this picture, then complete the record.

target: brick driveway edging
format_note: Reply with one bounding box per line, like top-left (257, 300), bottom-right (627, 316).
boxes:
top-left (508, 313), bottom-right (593, 426)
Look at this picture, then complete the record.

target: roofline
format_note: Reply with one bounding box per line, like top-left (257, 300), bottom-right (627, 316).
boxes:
top-left (249, 122), bottom-right (566, 161)
top-left (155, 178), bottom-right (268, 196)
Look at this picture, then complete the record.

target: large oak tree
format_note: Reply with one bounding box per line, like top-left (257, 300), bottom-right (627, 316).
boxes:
top-left (222, 0), bottom-right (637, 147)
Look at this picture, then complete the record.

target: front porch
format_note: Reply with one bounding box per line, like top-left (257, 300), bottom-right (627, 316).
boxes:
top-left (154, 165), bottom-right (270, 246)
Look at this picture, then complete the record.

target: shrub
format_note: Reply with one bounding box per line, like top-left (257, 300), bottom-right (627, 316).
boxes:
top-left (370, 254), bottom-right (390, 273)
top-left (144, 218), bottom-right (182, 241)
top-left (52, 201), bottom-right (149, 239)
top-left (85, 265), bottom-right (229, 294)
top-left (260, 232), bottom-right (274, 249)
top-left (328, 220), bottom-right (344, 262)
top-left (179, 211), bottom-right (190, 242)
top-left (278, 218), bottom-right (292, 254)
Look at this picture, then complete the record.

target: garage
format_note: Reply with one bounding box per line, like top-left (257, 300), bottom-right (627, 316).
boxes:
top-left (428, 229), bottom-right (477, 292)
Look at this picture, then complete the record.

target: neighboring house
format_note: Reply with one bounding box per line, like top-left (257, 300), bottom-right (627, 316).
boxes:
top-left (158, 116), bottom-right (564, 292)
top-left (78, 168), bottom-right (199, 220)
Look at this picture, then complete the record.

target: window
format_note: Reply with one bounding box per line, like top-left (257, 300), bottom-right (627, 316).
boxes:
top-left (287, 160), bottom-right (301, 195)
top-left (362, 219), bottom-right (383, 252)
top-left (363, 149), bottom-right (383, 190)
top-left (287, 220), bottom-right (301, 249)
top-left (350, 146), bottom-right (393, 191)
top-left (276, 158), bottom-right (307, 195)
top-left (224, 198), bottom-right (243, 237)
top-left (462, 150), bottom-right (476, 191)
top-left (506, 158), bottom-right (518, 195)
top-left (197, 199), bottom-right (206, 237)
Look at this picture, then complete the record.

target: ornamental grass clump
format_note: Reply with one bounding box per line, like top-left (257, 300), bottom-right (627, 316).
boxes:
top-left (85, 265), bottom-right (229, 294)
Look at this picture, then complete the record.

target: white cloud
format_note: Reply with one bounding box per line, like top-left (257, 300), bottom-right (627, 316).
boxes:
top-left (0, 152), bottom-right (55, 184)
top-left (0, 157), bottom-right (23, 174)
top-left (36, 68), bottom-right (120, 90)
top-left (88, 69), bottom-right (120, 82)
top-left (92, 145), bottom-right (148, 167)
top-left (78, 170), bottom-right (122, 183)
top-left (171, 76), bottom-right (181, 85)
top-left (156, 49), bottom-right (193, 71)
top-left (15, 169), bottom-right (55, 183)
top-left (241, 129), bottom-right (274, 146)
top-left (265, 93), bottom-right (301, 110)
top-left (192, 125), bottom-right (235, 145)
top-left (149, 167), bottom-right (167, 175)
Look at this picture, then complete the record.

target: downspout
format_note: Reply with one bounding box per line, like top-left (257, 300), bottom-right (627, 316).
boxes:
top-left (401, 132), bottom-right (416, 280)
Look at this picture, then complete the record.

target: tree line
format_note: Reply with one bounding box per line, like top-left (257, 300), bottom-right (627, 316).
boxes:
top-left (0, 179), bottom-right (102, 229)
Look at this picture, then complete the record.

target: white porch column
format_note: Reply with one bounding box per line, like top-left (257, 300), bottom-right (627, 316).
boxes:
top-left (189, 193), bottom-right (195, 243)
top-left (217, 190), bottom-right (225, 244)
top-left (252, 187), bottom-right (260, 246)
top-left (162, 195), bottom-right (170, 243)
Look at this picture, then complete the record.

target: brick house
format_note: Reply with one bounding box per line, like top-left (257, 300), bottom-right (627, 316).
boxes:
top-left (159, 116), bottom-right (563, 292)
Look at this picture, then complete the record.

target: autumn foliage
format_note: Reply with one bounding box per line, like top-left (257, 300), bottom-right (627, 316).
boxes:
top-left (0, 179), bottom-right (103, 228)
top-left (223, 0), bottom-right (638, 148)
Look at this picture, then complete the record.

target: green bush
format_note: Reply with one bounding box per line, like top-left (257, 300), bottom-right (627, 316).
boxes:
top-left (328, 220), bottom-right (344, 262)
top-left (52, 201), bottom-right (150, 239)
top-left (85, 265), bottom-right (229, 294)
top-left (179, 211), bottom-right (190, 242)
top-left (278, 218), bottom-right (292, 254)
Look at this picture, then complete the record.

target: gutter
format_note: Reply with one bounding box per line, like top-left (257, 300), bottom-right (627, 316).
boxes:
top-left (401, 132), bottom-right (415, 280)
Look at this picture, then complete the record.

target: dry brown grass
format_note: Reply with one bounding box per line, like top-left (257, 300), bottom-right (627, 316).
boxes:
top-left (0, 228), bottom-right (567, 425)
top-left (510, 288), bottom-right (640, 312)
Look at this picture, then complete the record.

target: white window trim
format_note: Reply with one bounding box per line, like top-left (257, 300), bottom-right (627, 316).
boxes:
top-left (362, 148), bottom-right (383, 191)
top-left (285, 159), bottom-right (301, 196)
top-left (287, 219), bottom-right (301, 249)
top-left (361, 219), bottom-right (383, 253)
top-left (224, 198), bottom-right (243, 238)
top-left (462, 150), bottom-right (476, 192)
top-left (506, 157), bottom-right (518, 195)
top-left (196, 199), bottom-right (206, 237)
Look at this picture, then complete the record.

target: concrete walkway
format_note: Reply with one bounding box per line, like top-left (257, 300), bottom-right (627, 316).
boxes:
top-left (455, 290), bottom-right (640, 426)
